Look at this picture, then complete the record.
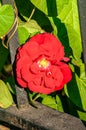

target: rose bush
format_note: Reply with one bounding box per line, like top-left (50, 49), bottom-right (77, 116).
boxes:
top-left (15, 33), bottom-right (72, 94)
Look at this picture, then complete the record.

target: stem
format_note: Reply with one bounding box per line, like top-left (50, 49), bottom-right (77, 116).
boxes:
top-left (27, 8), bottom-right (35, 23)
top-left (33, 93), bottom-right (41, 101)
top-left (28, 92), bottom-right (38, 108)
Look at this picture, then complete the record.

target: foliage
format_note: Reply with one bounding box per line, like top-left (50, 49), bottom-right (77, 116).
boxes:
top-left (0, 0), bottom-right (86, 123)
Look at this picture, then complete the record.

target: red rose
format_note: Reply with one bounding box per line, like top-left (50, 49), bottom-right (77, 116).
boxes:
top-left (16, 33), bottom-right (72, 94)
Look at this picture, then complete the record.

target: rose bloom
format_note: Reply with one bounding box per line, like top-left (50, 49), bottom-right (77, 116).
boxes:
top-left (15, 33), bottom-right (72, 94)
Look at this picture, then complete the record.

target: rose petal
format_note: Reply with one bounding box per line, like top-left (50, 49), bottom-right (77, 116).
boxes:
top-left (59, 62), bottom-right (72, 84)
top-left (27, 72), bottom-right (55, 94)
top-left (30, 62), bottom-right (39, 74)
top-left (28, 81), bottom-right (55, 94)
top-left (16, 77), bottom-right (27, 88)
top-left (16, 56), bottom-right (32, 77)
top-left (62, 57), bottom-right (70, 62)
top-left (29, 33), bottom-right (65, 61)
top-left (44, 76), bottom-right (55, 89)
top-left (53, 62), bottom-right (72, 91)
top-left (40, 33), bottom-right (64, 56)
top-left (51, 65), bottom-right (63, 86)
top-left (23, 41), bottom-right (40, 60)
top-left (21, 64), bottom-right (35, 83)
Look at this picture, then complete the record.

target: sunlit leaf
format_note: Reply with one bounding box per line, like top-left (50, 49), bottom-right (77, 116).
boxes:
top-left (18, 26), bottom-right (30, 45)
top-left (18, 20), bottom-right (43, 45)
top-left (57, 0), bottom-right (82, 59)
top-left (0, 80), bottom-right (13, 108)
top-left (42, 95), bottom-right (57, 109)
top-left (30, 0), bottom-right (58, 16)
top-left (0, 5), bottom-right (14, 37)
top-left (56, 95), bottom-right (64, 112)
top-left (64, 71), bottom-right (86, 111)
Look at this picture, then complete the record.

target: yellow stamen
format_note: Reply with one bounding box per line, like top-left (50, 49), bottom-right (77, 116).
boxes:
top-left (38, 58), bottom-right (50, 69)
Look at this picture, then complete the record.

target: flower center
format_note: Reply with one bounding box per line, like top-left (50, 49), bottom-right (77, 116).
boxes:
top-left (38, 58), bottom-right (50, 69)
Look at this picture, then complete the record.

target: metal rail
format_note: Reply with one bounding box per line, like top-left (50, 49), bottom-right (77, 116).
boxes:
top-left (78, 0), bottom-right (86, 72)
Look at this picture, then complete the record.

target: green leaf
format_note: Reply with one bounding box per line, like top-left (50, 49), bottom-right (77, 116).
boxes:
top-left (48, 17), bottom-right (72, 57)
top-left (15, 0), bottom-right (34, 20)
top-left (42, 95), bottom-right (57, 109)
top-left (15, 0), bottom-right (53, 32)
top-left (64, 72), bottom-right (86, 111)
top-left (58, 0), bottom-right (80, 34)
top-left (0, 5), bottom-right (14, 37)
top-left (57, 0), bottom-right (82, 59)
top-left (80, 63), bottom-right (86, 79)
top-left (30, 0), bottom-right (58, 16)
top-left (18, 26), bottom-right (30, 45)
top-left (56, 95), bottom-right (64, 112)
top-left (18, 19), bottom-right (43, 45)
top-left (23, 20), bottom-right (43, 35)
top-left (48, 0), bottom-right (82, 59)
top-left (48, 17), bottom-right (58, 36)
top-left (65, 24), bottom-right (82, 60)
top-left (56, 0), bottom-right (69, 15)
top-left (0, 80), bottom-right (13, 108)
top-left (6, 76), bottom-right (16, 95)
top-left (77, 110), bottom-right (86, 121)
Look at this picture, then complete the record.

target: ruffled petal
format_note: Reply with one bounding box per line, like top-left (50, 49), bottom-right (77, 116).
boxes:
top-left (50, 65), bottom-right (63, 86)
top-left (40, 33), bottom-right (64, 61)
top-left (16, 77), bottom-right (27, 88)
top-left (29, 33), bottom-right (65, 61)
top-left (44, 76), bottom-right (55, 89)
top-left (30, 62), bottom-right (39, 74)
top-left (16, 56), bottom-right (32, 78)
top-left (59, 62), bottom-right (72, 84)
top-left (22, 41), bottom-right (40, 60)
top-left (21, 64), bottom-right (35, 83)
top-left (54, 62), bottom-right (72, 91)
top-left (28, 81), bottom-right (55, 94)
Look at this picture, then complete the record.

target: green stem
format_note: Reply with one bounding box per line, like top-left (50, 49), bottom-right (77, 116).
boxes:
top-left (33, 93), bottom-right (41, 101)
top-left (28, 92), bottom-right (38, 108)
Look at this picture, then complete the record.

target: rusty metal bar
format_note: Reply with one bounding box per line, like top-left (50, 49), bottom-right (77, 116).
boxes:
top-left (0, 102), bottom-right (86, 130)
top-left (2, 0), bottom-right (29, 108)
top-left (78, 0), bottom-right (86, 71)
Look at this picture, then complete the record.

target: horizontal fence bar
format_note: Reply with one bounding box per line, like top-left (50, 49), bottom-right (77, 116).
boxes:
top-left (0, 102), bottom-right (86, 130)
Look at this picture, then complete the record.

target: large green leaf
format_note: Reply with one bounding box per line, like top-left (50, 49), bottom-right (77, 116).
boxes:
top-left (77, 110), bottom-right (86, 121)
top-left (56, 0), bottom-right (69, 15)
top-left (23, 20), bottom-right (43, 34)
top-left (65, 24), bottom-right (82, 60)
top-left (18, 26), bottom-right (30, 45)
top-left (57, 0), bottom-right (82, 59)
top-left (58, 0), bottom-right (80, 34)
top-left (42, 95), bottom-right (57, 110)
top-left (47, 0), bottom-right (82, 59)
top-left (30, 0), bottom-right (70, 16)
top-left (30, 0), bottom-right (58, 16)
top-left (0, 5), bottom-right (14, 37)
top-left (15, 0), bottom-right (34, 20)
top-left (56, 95), bottom-right (64, 112)
top-left (64, 69), bottom-right (86, 111)
top-left (48, 17), bottom-right (72, 57)
top-left (18, 19), bottom-right (43, 45)
top-left (0, 80), bottom-right (13, 108)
